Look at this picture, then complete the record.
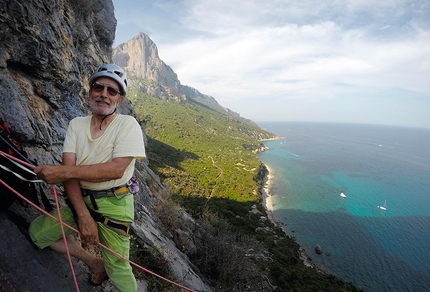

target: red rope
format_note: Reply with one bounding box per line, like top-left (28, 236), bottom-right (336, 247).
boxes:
top-left (0, 150), bottom-right (196, 292)
top-left (53, 185), bottom-right (80, 292)
top-left (0, 151), bottom-right (34, 169)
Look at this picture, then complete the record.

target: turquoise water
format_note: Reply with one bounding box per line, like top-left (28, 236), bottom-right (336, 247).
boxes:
top-left (257, 122), bottom-right (430, 292)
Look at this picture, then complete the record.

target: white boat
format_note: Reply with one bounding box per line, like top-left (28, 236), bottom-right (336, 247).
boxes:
top-left (378, 200), bottom-right (387, 211)
top-left (340, 192), bottom-right (346, 198)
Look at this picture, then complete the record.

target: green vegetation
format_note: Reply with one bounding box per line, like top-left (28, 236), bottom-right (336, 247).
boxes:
top-left (129, 81), bottom-right (364, 291)
top-left (129, 84), bottom-right (272, 219)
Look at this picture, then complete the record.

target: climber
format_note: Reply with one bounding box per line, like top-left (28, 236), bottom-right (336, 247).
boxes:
top-left (29, 63), bottom-right (146, 292)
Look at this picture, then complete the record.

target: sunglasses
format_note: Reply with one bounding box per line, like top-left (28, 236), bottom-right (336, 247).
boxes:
top-left (91, 82), bottom-right (122, 96)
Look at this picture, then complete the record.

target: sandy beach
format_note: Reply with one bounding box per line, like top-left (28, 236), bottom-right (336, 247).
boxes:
top-left (259, 136), bottom-right (284, 142)
top-left (261, 164), bottom-right (276, 223)
top-left (261, 163), bottom-right (318, 269)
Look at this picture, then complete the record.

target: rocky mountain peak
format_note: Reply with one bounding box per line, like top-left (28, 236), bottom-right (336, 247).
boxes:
top-left (113, 32), bottom-right (184, 100)
top-left (113, 32), bottom-right (245, 117)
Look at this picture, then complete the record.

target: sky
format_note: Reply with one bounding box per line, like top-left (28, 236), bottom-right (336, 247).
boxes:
top-left (111, 0), bottom-right (430, 129)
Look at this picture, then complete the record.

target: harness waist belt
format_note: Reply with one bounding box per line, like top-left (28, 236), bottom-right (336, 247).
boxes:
top-left (82, 185), bottom-right (129, 199)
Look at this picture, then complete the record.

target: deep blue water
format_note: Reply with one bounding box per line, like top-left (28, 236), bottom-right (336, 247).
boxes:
top-left (256, 122), bottom-right (430, 292)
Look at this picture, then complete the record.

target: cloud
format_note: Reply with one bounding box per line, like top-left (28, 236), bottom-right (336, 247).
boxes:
top-left (112, 0), bottom-right (430, 128)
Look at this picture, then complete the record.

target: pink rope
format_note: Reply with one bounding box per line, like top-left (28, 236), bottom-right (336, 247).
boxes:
top-left (52, 185), bottom-right (80, 292)
top-left (0, 150), bottom-right (197, 292)
top-left (0, 151), bottom-right (35, 169)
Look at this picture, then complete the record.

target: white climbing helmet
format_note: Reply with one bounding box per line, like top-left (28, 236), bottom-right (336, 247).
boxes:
top-left (89, 63), bottom-right (127, 96)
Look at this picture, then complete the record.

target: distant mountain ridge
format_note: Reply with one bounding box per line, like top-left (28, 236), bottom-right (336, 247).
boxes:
top-left (113, 32), bottom-right (243, 119)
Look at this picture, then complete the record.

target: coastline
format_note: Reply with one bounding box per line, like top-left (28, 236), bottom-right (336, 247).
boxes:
top-left (261, 164), bottom-right (276, 223)
top-left (259, 136), bottom-right (284, 142)
top-left (261, 163), bottom-right (319, 270)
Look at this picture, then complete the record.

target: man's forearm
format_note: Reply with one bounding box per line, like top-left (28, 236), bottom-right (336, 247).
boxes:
top-left (62, 163), bottom-right (124, 182)
top-left (34, 157), bottom-right (133, 184)
top-left (64, 179), bottom-right (90, 217)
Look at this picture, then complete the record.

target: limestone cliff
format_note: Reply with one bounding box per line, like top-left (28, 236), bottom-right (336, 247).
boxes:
top-left (0, 1), bottom-right (211, 291)
top-left (113, 32), bottom-right (243, 117)
top-left (113, 32), bottom-right (183, 100)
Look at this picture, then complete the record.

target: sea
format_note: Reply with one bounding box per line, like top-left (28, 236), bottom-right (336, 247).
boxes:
top-left (256, 121), bottom-right (430, 292)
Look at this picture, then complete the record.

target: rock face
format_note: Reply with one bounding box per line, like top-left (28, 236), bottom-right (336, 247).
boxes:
top-left (113, 32), bottom-right (183, 99)
top-left (0, 0), bottom-right (116, 157)
top-left (0, 1), bottom-right (211, 291)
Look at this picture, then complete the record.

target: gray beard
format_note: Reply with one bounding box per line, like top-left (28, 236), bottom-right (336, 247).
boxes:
top-left (90, 100), bottom-right (116, 116)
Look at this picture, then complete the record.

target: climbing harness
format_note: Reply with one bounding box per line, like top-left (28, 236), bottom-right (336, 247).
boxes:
top-left (81, 184), bottom-right (130, 210)
top-left (79, 184), bottom-right (132, 236)
top-left (82, 185), bottom-right (130, 199)
top-left (67, 199), bottom-right (132, 237)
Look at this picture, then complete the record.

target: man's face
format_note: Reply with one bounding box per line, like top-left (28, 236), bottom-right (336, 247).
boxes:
top-left (89, 77), bottom-right (124, 116)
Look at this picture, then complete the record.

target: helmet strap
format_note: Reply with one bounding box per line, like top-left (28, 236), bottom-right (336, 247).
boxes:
top-left (99, 107), bottom-right (117, 130)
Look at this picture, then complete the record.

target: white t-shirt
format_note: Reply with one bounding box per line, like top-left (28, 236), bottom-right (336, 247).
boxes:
top-left (63, 114), bottom-right (146, 190)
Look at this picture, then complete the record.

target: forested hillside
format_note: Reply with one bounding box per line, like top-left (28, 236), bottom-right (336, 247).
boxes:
top-left (129, 85), bottom-right (272, 216)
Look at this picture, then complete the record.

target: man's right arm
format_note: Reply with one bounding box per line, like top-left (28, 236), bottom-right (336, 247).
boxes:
top-left (63, 152), bottom-right (99, 245)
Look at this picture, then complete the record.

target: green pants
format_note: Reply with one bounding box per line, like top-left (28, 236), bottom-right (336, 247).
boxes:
top-left (29, 194), bottom-right (137, 292)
